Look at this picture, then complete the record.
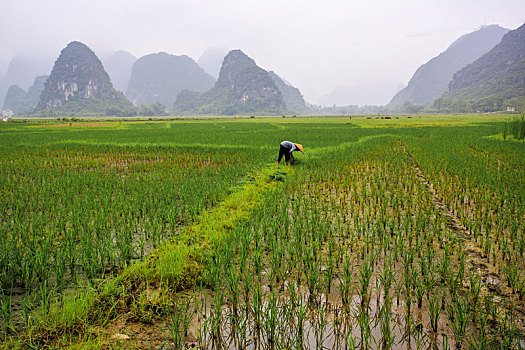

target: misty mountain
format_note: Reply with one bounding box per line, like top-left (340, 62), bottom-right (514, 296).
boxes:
top-left (125, 52), bottom-right (215, 107)
top-left (443, 23), bottom-right (525, 102)
top-left (389, 25), bottom-right (509, 107)
top-left (268, 71), bottom-right (310, 114)
top-left (3, 75), bottom-right (48, 113)
top-left (2, 85), bottom-right (26, 113)
top-left (175, 49), bottom-right (285, 115)
top-left (103, 50), bottom-right (136, 93)
top-left (197, 47), bottom-right (230, 79)
top-left (35, 41), bottom-right (134, 115)
top-left (0, 55), bottom-right (53, 107)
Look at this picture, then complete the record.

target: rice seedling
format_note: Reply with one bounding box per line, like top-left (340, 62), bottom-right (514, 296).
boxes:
top-left (313, 301), bottom-right (329, 349)
top-left (263, 290), bottom-right (278, 345)
top-left (506, 113), bottom-right (525, 140)
top-left (498, 307), bottom-right (520, 349)
top-left (166, 297), bottom-right (195, 349)
top-left (354, 303), bottom-right (373, 349)
top-left (338, 257), bottom-right (354, 307)
top-left (0, 287), bottom-right (13, 339)
top-left (427, 291), bottom-right (442, 333)
top-left (414, 272), bottom-right (425, 309)
top-left (358, 250), bottom-right (376, 310)
top-left (504, 257), bottom-right (521, 294)
top-left (379, 294), bottom-right (395, 349)
top-left (378, 256), bottom-right (394, 302)
top-left (0, 116), bottom-right (523, 348)
top-left (469, 300), bottom-right (490, 350)
top-left (468, 270), bottom-right (482, 315)
top-left (447, 294), bottom-right (471, 349)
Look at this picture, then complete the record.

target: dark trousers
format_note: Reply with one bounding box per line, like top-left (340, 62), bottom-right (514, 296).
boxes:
top-left (277, 145), bottom-right (291, 163)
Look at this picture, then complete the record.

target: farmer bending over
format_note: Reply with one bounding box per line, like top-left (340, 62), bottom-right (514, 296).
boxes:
top-left (277, 141), bottom-right (304, 164)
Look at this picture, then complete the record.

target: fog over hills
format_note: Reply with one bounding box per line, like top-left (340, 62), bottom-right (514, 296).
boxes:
top-left (2, 1), bottom-right (523, 108)
top-left (103, 50), bottom-right (136, 93)
top-left (175, 49), bottom-right (285, 115)
top-left (0, 55), bottom-right (53, 107)
top-left (3, 75), bottom-right (48, 113)
top-left (198, 47), bottom-right (230, 79)
top-left (268, 71), bottom-right (310, 114)
top-left (35, 41), bottom-right (134, 116)
top-left (444, 23), bottom-right (525, 101)
top-left (320, 85), bottom-right (398, 107)
top-left (126, 52), bottom-right (215, 108)
top-left (2, 0), bottom-right (525, 112)
top-left (389, 25), bottom-right (509, 107)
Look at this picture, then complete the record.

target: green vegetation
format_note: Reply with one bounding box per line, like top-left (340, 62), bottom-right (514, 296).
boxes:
top-left (125, 52), bottom-right (215, 108)
top-left (384, 94), bottom-right (525, 114)
top-left (36, 95), bottom-right (137, 117)
top-left (34, 101), bottom-right (171, 118)
top-left (175, 87), bottom-right (286, 116)
top-left (431, 96), bottom-right (525, 113)
top-left (174, 50), bottom-right (286, 116)
top-left (389, 24), bottom-right (508, 107)
top-left (504, 114), bottom-right (525, 140)
top-left (268, 71), bottom-right (311, 114)
top-left (445, 23), bottom-right (525, 103)
top-left (388, 24), bottom-right (525, 114)
top-left (2, 85), bottom-right (27, 112)
top-left (34, 41), bottom-right (135, 117)
top-left (0, 115), bottom-right (524, 349)
top-left (2, 76), bottom-right (49, 114)
top-left (138, 102), bottom-right (166, 116)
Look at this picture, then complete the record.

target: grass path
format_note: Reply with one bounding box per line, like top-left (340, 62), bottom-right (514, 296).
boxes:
top-left (121, 164), bottom-right (291, 289)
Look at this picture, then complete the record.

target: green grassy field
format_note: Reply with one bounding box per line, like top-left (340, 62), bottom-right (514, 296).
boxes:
top-left (0, 114), bottom-right (524, 349)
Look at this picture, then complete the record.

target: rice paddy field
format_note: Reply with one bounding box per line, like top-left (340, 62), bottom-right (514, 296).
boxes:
top-left (0, 114), bottom-right (524, 349)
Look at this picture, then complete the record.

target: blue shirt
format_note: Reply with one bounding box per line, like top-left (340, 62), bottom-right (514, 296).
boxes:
top-left (281, 141), bottom-right (297, 153)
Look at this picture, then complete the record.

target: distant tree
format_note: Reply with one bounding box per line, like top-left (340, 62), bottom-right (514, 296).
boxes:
top-left (402, 101), bottom-right (425, 114)
top-left (139, 102), bottom-right (165, 116)
top-left (150, 102), bottom-right (166, 115)
top-left (139, 104), bottom-right (153, 116)
top-left (432, 97), bottom-right (468, 113)
top-left (106, 106), bottom-right (123, 116)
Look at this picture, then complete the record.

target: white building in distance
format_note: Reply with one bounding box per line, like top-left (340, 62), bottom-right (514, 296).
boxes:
top-left (2, 110), bottom-right (13, 120)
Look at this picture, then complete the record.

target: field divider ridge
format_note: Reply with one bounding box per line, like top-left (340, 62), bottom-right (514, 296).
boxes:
top-left (121, 164), bottom-right (291, 288)
top-left (25, 163), bottom-right (292, 344)
top-left (398, 139), bottom-right (524, 327)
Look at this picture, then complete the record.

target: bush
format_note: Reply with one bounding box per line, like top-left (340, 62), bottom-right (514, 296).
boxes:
top-left (139, 102), bottom-right (166, 116)
top-left (507, 114), bottom-right (525, 140)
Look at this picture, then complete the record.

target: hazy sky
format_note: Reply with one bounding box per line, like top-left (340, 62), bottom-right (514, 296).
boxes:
top-left (1, 0), bottom-right (524, 105)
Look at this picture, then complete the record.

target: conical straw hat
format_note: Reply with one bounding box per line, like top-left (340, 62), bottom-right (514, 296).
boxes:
top-left (295, 143), bottom-right (304, 154)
